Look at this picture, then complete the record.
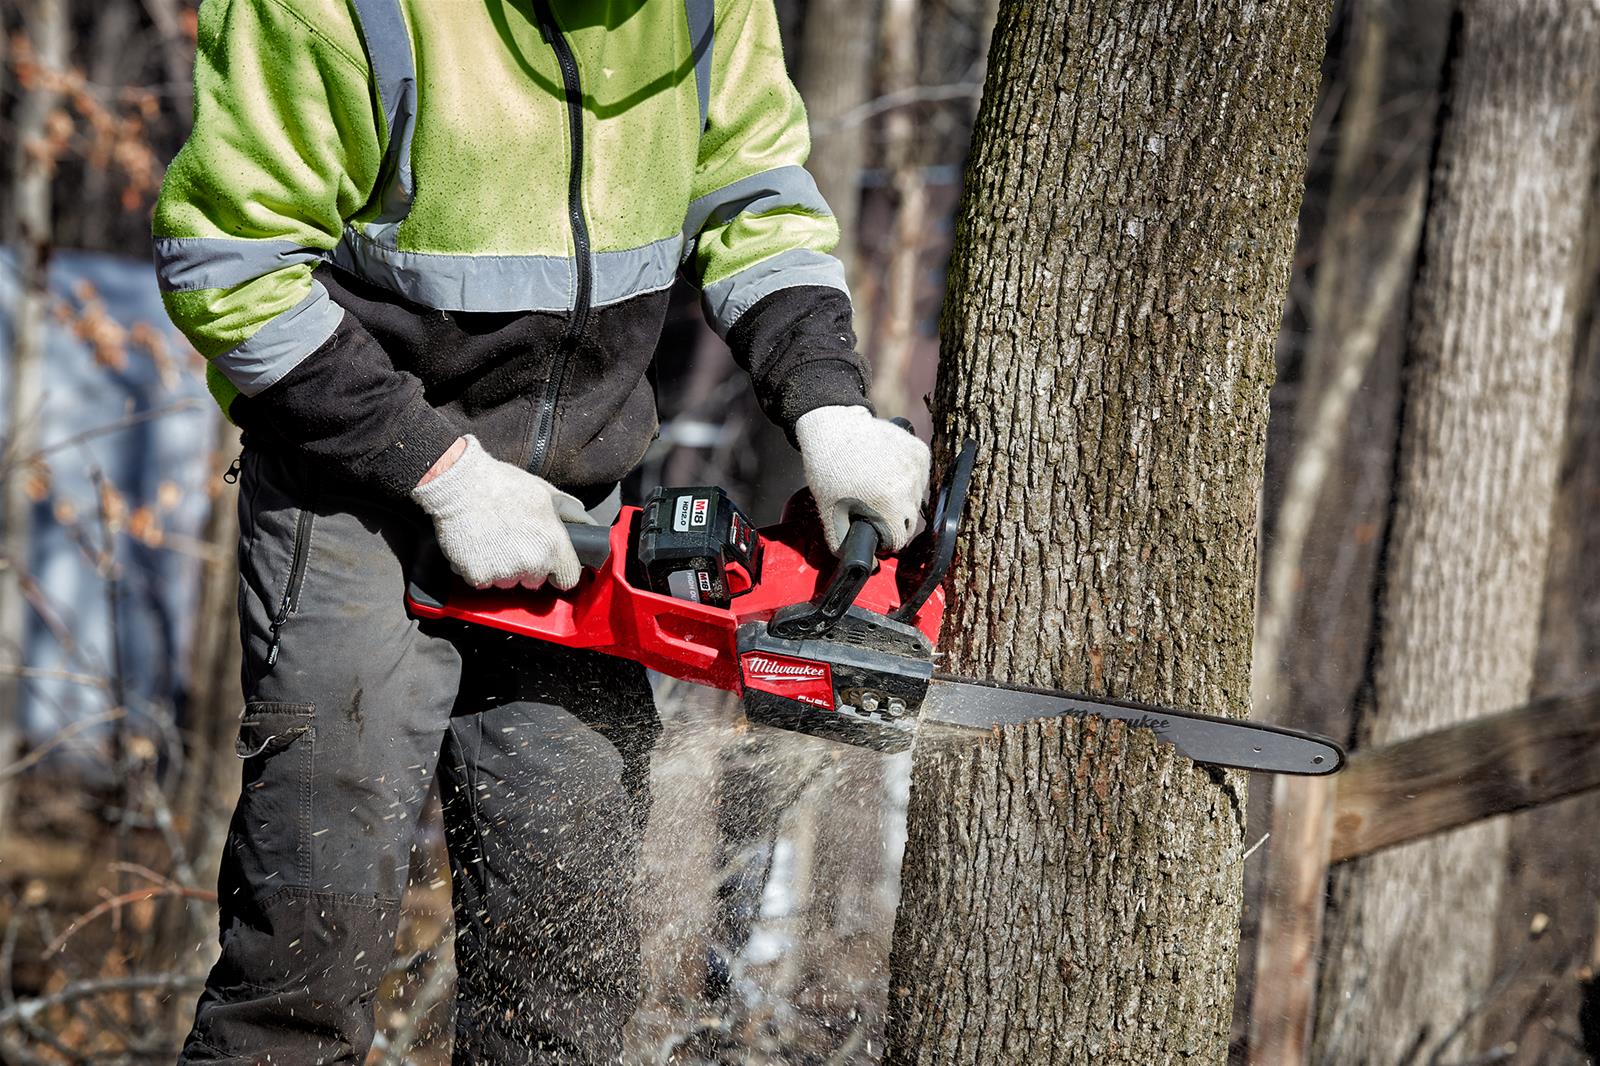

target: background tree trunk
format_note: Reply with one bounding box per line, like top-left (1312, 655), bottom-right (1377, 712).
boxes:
top-left (1245, 1), bottom-right (1450, 1056)
top-left (70, 0), bottom-right (139, 250)
top-left (2, 0), bottom-right (69, 832)
top-left (1314, 3), bottom-right (1600, 1062)
top-left (172, 426), bottom-right (241, 892)
top-left (796, 0), bottom-right (875, 282)
top-left (1251, 0), bottom-right (1448, 730)
top-left (884, 1), bottom-right (1330, 1062)
top-left (1478, 214), bottom-right (1600, 1065)
top-left (749, 0), bottom-right (881, 521)
top-left (139, 0), bottom-right (196, 126)
top-left (1480, 53), bottom-right (1600, 1064)
top-left (868, 0), bottom-right (924, 417)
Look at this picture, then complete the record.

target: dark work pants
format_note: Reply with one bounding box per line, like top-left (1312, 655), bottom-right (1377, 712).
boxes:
top-left (178, 448), bottom-right (658, 1065)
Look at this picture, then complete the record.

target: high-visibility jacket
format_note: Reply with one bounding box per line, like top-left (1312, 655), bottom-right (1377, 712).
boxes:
top-left (153, 0), bottom-right (868, 498)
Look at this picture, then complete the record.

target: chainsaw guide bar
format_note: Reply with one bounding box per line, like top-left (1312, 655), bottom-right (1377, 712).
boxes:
top-left (920, 677), bottom-right (1340, 775)
top-left (406, 437), bottom-right (1344, 777)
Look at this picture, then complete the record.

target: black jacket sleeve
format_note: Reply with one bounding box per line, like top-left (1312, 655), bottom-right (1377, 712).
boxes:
top-left (725, 286), bottom-right (873, 441)
top-left (229, 314), bottom-right (463, 497)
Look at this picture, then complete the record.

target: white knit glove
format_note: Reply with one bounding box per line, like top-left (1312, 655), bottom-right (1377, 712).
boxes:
top-left (410, 436), bottom-right (592, 590)
top-left (796, 405), bottom-right (931, 554)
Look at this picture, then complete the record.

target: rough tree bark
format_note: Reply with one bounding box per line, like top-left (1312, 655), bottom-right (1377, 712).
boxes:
top-left (1314, 3), bottom-right (1600, 1062)
top-left (1, 0), bottom-right (69, 830)
top-left (884, 2), bottom-right (1330, 1062)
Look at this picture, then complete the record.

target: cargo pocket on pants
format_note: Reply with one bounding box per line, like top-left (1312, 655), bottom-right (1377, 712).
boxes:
top-left (233, 701), bottom-right (315, 890)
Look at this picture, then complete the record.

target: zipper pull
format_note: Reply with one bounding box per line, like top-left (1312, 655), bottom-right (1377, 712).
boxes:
top-left (265, 598), bottom-right (291, 669)
top-left (223, 457), bottom-right (242, 484)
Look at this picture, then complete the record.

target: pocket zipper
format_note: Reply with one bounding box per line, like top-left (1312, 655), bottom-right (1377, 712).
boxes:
top-left (265, 508), bottom-right (314, 669)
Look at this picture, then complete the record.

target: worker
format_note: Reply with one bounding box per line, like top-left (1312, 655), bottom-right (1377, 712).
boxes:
top-left (152, 0), bottom-right (930, 1061)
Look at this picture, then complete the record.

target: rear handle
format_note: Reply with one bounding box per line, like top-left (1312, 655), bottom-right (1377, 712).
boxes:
top-left (562, 521), bottom-right (613, 570)
top-left (408, 520), bottom-right (611, 612)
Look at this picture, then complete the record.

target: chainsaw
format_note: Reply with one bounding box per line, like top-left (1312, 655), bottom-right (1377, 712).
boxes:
top-left (406, 437), bottom-right (1342, 776)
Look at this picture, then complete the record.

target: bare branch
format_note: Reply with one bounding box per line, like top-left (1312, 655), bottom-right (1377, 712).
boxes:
top-left (0, 972), bottom-right (206, 1030)
top-left (43, 883), bottom-right (217, 957)
top-left (810, 81), bottom-right (982, 137)
top-left (0, 709), bottom-right (126, 783)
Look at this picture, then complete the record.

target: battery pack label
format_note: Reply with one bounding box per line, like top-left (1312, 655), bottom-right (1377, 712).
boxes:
top-left (673, 494), bottom-right (713, 531)
top-left (666, 569), bottom-right (701, 603)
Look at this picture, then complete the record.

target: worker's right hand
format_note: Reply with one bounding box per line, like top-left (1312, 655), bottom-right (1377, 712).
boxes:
top-left (410, 435), bottom-right (591, 591)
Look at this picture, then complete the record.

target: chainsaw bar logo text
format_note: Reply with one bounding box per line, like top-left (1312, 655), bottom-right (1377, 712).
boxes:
top-left (741, 652), bottom-right (834, 708)
top-left (743, 655), bottom-right (827, 682)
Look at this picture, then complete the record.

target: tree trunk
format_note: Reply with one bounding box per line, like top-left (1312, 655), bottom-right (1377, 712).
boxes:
top-left (869, 0), bottom-right (924, 417)
top-left (72, 0), bottom-right (140, 251)
top-left (173, 424), bottom-right (243, 894)
top-left (749, 0), bottom-right (881, 521)
top-left (1246, 2), bottom-right (1451, 1056)
top-left (1, 0), bottom-right (69, 831)
top-left (884, 2), bottom-right (1330, 1062)
top-left (1480, 205), bottom-right (1600, 1065)
top-left (1252, 0), bottom-right (1448, 729)
top-left (140, 0), bottom-right (197, 126)
top-left (1482, 83), bottom-right (1600, 1064)
top-left (1314, 3), bottom-right (1600, 1062)
top-left (797, 0), bottom-right (875, 280)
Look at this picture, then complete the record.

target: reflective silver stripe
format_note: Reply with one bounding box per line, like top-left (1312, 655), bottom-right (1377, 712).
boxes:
top-left (349, 0), bottom-right (418, 225)
top-left (683, 165), bottom-right (833, 239)
top-left (212, 283), bottom-right (344, 397)
top-left (685, 0), bottom-right (714, 132)
top-left (592, 236), bottom-right (685, 306)
top-left (153, 237), bottom-right (326, 293)
top-left (332, 229), bottom-right (683, 313)
top-left (701, 248), bottom-right (850, 336)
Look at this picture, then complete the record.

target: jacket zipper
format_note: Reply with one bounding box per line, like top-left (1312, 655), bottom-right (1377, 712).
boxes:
top-left (265, 508), bottom-right (314, 669)
top-left (529, 0), bottom-right (593, 476)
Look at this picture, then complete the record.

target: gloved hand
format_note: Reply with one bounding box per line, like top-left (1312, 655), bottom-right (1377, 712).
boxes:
top-left (411, 435), bottom-right (592, 590)
top-left (796, 405), bottom-right (931, 554)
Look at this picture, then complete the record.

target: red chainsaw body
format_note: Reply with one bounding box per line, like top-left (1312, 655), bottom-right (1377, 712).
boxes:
top-left (405, 506), bottom-right (947, 698)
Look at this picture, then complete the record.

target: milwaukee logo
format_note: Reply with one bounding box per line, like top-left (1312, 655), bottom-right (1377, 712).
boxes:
top-left (743, 655), bottom-right (827, 682)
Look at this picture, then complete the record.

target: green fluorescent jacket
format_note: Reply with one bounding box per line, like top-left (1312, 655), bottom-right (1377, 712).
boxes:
top-left (154, 0), bottom-right (869, 496)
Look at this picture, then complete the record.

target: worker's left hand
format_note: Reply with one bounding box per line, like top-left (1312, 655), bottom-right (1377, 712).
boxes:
top-left (796, 405), bottom-right (931, 555)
